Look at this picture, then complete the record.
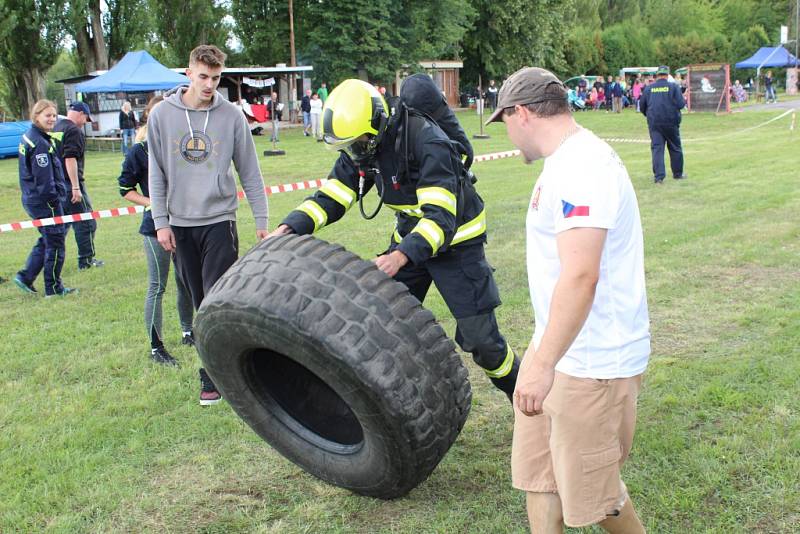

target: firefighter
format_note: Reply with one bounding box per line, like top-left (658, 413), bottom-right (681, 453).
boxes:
top-left (639, 65), bottom-right (687, 183)
top-left (14, 100), bottom-right (76, 297)
top-left (267, 79), bottom-right (519, 399)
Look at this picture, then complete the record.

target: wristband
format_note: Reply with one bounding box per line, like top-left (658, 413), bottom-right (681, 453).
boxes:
top-left (72, 188), bottom-right (80, 190)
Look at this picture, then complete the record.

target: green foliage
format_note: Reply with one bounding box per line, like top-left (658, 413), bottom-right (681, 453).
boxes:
top-left (599, 0), bottom-right (640, 27)
top-left (45, 51), bottom-right (81, 114)
top-left (104, 0), bottom-right (152, 62)
top-left (643, 0), bottom-right (725, 39)
top-left (601, 20), bottom-right (656, 72)
top-left (0, 0), bottom-right (68, 117)
top-left (572, 0), bottom-right (602, 29)
top-left (299, 0), bottom-right (474, 86)
top-left (230, 0), bottom-right (291, 66)
top-left (565, 25), bottom-right (604, 75)
top-left (302, 0), bottom-right (406, 85)
top-left (461, 0), bottom-right (575, 84)
top-left (655, 30), bottom-right (731, 70)
top-left (401, 0), bottom-right (476, 60)
top-left (148, 0), bottom-right (231, 67)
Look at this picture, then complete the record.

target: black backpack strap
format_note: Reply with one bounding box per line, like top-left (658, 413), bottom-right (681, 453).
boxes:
top-left (394, 106), bottom-right (428, 183)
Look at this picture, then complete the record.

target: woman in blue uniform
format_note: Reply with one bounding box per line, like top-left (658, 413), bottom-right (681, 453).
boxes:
top-left (118, 96), bottom-right (194, 367)
top-left (14, 99), bottom-right (76, 297)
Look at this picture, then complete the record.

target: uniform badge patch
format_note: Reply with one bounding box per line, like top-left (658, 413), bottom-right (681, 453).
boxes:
top-left (36, 154), bottom-right (49, 168)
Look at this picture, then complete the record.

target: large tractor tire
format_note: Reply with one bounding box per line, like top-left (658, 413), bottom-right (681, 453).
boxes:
top-left (194, 234), bottom-right (472, 499)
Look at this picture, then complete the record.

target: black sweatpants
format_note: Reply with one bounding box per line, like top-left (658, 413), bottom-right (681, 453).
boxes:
top-left (63, 183), bottom-right (97, 266)
top-left (172, 221), bottom-right (239, 311)
top-left (391, 243), bottom-right (519, 396)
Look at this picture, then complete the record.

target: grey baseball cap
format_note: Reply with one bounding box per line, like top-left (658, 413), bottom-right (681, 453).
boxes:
top-left (485, 67), bottom-right (567, 125)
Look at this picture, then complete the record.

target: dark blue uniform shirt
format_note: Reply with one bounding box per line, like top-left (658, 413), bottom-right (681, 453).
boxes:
top-left (52, 117), bottom-right (86, 184)
top-left (639, 79), bottom-right (686, 126)
top-left (19, 126), bottom-right (66, 208)
top-left (117, 141), bottom-right (156, 236)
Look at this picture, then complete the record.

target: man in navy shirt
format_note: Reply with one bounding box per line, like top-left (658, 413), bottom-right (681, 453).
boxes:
top-left (53, 101), bottom-right (105, 269)
top-left (639, 66), bottom-right (687, 183)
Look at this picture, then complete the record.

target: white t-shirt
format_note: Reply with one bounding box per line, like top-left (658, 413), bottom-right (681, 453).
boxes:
top-left (525, 128), bottom-right (650, 379)
top-left (310, 99), bottom-right (323, 115)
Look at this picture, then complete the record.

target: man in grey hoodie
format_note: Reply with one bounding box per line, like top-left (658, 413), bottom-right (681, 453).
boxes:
top-left (148, 44), bottom-right (269, 405)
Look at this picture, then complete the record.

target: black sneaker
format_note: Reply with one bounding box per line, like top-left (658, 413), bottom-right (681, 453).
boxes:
top-left (654, 178), bottom-right (664, 184)
top-left (199, 368), bottom-right (222, 405)
top-left (151, 347), bottom-right (179, 367)
top-left (673, 174), bottom-right (688, 180)
top-left (13, 275), bottom-right (37, 294)
top-left (79, 258), bottom-right (105, 270)
top-left (181, 332), bottom-right (195, 346)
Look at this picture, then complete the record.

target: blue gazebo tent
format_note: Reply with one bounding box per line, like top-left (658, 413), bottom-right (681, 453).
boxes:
top-left (75, 50), bottom-right (187, 93)
top-left (735, 47), bottom-right (800, 69)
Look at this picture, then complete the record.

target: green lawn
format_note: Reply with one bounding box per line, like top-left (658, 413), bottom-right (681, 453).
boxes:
top-left (1, 107), bottom-right (798, 533)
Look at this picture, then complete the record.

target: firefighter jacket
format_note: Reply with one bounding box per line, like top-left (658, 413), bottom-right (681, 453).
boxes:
top-left (640, 78), bottom-right (685, 126)
top-left (18, 126), bottom-right (66, 208)
top-left (281, 115), bottom-right (488, 266)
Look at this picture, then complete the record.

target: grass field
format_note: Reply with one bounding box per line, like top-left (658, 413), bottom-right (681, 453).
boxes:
top-left (1, 106), bottom-right (798, 533)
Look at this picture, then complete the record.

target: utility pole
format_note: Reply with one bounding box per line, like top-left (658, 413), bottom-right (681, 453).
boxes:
top-left (289, 0), bottom-right (297, 123)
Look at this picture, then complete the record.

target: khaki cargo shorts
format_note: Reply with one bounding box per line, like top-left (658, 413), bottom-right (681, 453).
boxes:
top-left (511, 370), bottom-right (643, 527)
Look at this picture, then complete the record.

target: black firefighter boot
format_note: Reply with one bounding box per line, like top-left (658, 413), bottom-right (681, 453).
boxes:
top-left (489, 353), bottom-right (520, 403)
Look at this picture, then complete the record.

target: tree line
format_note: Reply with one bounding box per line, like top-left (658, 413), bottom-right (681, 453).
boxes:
top-left (0, 0), bottom-right (796, 118)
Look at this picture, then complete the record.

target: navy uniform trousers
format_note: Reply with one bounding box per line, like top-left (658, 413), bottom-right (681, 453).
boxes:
top-left (648, 122), bottom-right (684, 180)
top-left (17, 202), bottom-right (67, 295)
top-left (63, 181), bottom-right (98, 267)
top-left (391, 242), bottom-right (519, 397)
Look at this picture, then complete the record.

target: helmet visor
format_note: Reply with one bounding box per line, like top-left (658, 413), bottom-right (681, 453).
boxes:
top-left (324, 134), bottom-right (378, 164)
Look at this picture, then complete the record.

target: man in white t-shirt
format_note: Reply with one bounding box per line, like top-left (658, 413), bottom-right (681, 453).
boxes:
top-left (486, 67), bottom-right (650, 533)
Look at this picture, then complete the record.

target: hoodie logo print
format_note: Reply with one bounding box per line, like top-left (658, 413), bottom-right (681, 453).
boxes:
top-left (179, 130), bottom-right (213, 164)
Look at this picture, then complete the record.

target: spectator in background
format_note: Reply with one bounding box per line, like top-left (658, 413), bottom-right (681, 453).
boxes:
top-left (765, 70), bottom-right (777, 103)
top-left (588, 86), bottom-right (598, 109)
top-left (604, 75), bottom-right (614, 112)
top-left (732, 80), bottom-right (747, 103)
top-left (15, 99), bottom-right (75, 297)
top-left (593, 75), bottom-right (604, 94)
top-left (612, 76), bottom-right (624, 113)
top-left (594, 85), bottom-right (605, 110)
top-left (118, 95), bottom-right (194, 367)
top-left (54, 101), bottom-right (105, 270)
top-left (267, 92), bottom-right (280, 142)
top-left (309, 92), bottom-right (323, 142)
top-left (301, 89), bottom-right (312, 137)
top-left (119, 101), bottom-right (138, 155)
top-left (317, 82), bottom-right (328, 103)
top-left (632, 76), bottom-right (644, 112)
top-left (487, 79), bottom-right (499, 111)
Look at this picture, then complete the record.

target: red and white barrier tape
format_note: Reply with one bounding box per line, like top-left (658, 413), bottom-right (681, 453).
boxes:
top-left (1, 205), bottom-right (145, 233)
top-left (1, 178), bottom-right (326, 234)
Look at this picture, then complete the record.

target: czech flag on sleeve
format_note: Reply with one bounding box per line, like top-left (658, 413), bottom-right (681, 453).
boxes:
top-left (562, 200), bottom-right (590, 218)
